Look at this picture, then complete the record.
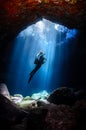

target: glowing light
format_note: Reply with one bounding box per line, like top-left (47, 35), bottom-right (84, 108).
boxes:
top-left (6, 18), bottom-right (78, 96)
top-left (54, 24), bottom-right (60, 30)
top-left (35, 21), bottom-right (45, 33)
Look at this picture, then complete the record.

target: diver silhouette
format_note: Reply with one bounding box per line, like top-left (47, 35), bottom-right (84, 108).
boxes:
top-left (28, 50), bottom-right (46, 83)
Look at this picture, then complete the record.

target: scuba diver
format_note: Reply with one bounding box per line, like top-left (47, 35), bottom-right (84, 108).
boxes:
top-left (28, 50), bottom-right (46, 83)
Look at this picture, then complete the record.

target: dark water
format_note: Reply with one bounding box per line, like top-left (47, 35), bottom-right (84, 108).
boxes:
top-left (6, 18), bottom-right (79, 96)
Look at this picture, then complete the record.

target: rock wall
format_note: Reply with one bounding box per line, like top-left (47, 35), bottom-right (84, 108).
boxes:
top-left (0, 0), bottom-right (86, 44)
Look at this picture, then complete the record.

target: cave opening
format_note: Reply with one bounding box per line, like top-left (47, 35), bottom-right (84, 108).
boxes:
top-left (6, 18), bottom-right (78, 96)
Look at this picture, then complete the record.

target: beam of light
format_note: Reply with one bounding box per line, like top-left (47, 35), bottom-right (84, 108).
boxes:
top-left (6, 18), bottom-right (78, 96)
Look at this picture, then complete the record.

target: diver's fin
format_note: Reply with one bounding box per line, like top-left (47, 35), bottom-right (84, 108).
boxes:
top-left (28, 77), bottom-right (31, 83)
top-left (28, 74), bottom-right (33, 84)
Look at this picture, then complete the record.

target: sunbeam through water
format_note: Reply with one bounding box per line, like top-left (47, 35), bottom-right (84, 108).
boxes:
top-left (6, 18), bottom-right (78, 96)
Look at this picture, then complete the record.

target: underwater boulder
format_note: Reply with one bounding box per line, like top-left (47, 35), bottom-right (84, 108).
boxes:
top-left (74, 89), bottom-right (86, 101)
top-left (31, 90), bottom-right (49, 100)
top-left (47, 87), bottom-right (76, 106)
top-left (37, 99), bottom-right (50, 107)
top-left (23, 96), bottom-right (32, 101)
top-left (45, 104), bottom-right (76, 130)
top-left (10, 118), bottom-right (28, 130)
top-left (17, 92), bottom-right (50, 110)
top-left (17, 99), bottom-right (38, 110)
top-left (0, 83), bottom-right (10, 99)
top-left (25, 103), bottom-right (77, 130)
top-left (0, 94), bottom-right (28, 129)
top-left (0, 93), bottom-right (85, 130)
top-left (26, 107), bottom-right (48, 130)
top-left (11, 94), bottom-right (23, 104)
top-left (72, 99), bottom-right (86, 130)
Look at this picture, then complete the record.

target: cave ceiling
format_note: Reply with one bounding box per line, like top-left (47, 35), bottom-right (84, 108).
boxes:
top-left (0, 0), bottom-right (86, 44)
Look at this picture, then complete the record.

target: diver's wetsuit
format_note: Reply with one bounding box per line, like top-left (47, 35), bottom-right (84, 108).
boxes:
top-left (28, 52), bottom-right (46, 83)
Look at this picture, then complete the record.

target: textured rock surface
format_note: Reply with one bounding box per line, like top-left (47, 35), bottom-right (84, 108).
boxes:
top-left (0, 0), bottom-right (86, 45)
top-left (0, 83), bottom-right (10, 99)
top-left (72, 99), bottom-right (86, 130)
top-left (45, 104), bottom-right (76, 130)
top-left (0, 93), bottom-right (86, 130)
top-left (0, 94), bottom-right (28, 129)
top-left (47, 87), bottom-right (76, 105)
top-left (47, 87), bottom-right (86, 106)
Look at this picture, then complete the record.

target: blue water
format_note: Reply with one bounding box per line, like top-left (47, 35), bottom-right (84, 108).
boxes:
top-left (6, 18), bottom-right (78, 96)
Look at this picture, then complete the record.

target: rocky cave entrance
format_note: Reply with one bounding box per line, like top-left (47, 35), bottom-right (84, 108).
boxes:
top-left (6, 18), bottom-right (78, 96)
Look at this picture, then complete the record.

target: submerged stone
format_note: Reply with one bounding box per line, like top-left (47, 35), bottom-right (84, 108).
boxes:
top-left (0, 83), bottom-right (10, 99)
top-left (31, 90), bottom-right (49, 100)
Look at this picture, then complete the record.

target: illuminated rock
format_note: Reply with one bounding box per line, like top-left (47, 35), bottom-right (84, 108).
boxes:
top-left (17, 99), bottom-right (37, 109)
top-left (11, 94), bottom-right (23, 104)
top-left (0, 83), bottom-right (10, 99)
top-left (31, 90), bottom-right (49, 100)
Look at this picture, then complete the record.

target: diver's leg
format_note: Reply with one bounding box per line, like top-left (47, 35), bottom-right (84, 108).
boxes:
top-left (28, 73), bottom-right (33, 83)
top-left (28, 65), bottom-right (41, 83)
top-left (28, 69), bottom-right (35, 83)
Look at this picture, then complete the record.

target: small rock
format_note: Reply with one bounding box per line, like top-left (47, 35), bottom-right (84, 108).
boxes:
top-left (0, 83), bottom-right (10, 99)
